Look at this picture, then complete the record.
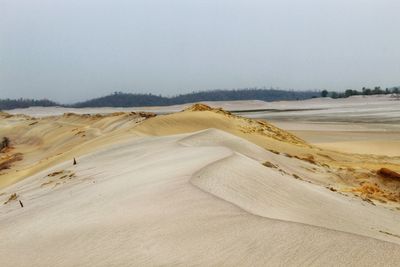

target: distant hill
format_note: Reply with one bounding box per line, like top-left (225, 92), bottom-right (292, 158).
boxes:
top-left (1, 89), bottom-right (320, 110)
top-left (72, 89), bottom-right (319, 108)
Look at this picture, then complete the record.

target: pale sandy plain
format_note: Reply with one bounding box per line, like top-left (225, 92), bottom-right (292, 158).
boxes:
top-left (1, 95), bottom-right (400, 266)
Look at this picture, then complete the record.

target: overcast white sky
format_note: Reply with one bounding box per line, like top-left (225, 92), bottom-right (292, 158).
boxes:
top-left (1, 0), bottom-right (399, 103)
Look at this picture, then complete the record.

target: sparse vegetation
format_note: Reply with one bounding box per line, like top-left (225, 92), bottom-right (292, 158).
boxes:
top-left (263, 161), bottom-right (278, 169)
top-left (379, 230), bottom-right (400, 239)
top-left (292, 174), bottom-right (301, 180)
top-left (377, 168), bottom-right (400, 180)
top-left (295, 155), bottom-right (317, 165)
top-left (351, 182), bottom-right (400, 203)
top-left (0, 137), bottom-right (10, 152)
top-left (268, 149), bottom-right (280, 155)
top-left (4, 193), bottom-right (18, 205)
top-left (47, 171), bottom-right (64, 177)
top-left (0, 153), bottom-right (23, 171)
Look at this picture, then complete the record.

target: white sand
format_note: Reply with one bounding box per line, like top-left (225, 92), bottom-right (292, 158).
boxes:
top-left (1, 129), bottom-right (400, 266)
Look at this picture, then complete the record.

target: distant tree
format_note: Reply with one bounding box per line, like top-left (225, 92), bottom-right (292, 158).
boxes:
top-left (330, 92), bottom-right (339, 99)
top-left (392, 87), bottom-right (400, 100)
top-left (344, 89), bottom-right (357, 97)
top-left (372, 86), bottom-right (383, 95)
top-left (321, 90), bottom-right (329, 97)
top-left (362, 87), bottom-right (372, 95)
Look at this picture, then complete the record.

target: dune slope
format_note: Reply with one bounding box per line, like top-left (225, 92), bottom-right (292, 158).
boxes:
top-left (1, 130), bottom-right (400, 266)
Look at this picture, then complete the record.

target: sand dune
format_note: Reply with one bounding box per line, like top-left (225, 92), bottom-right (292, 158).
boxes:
top-left (1, 129), bottom-right (400, 266)
top-left (1, 104), bottom-right (400, 266)
top-left (0, 112), bottom-right (149, 188)
top-left (192, 146), bottom-right (400, 244)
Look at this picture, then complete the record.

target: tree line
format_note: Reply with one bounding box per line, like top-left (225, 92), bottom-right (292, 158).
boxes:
top-left (321, 86), bottom-right (400, 99)
top-left (0, 98), bottom-right (58, 110)
top-left (1, 86), bottom-right (399, 110)
top-left (72, 89), bottom-right (319, 108)
top-left (1, 88), bottom-right (319, 109)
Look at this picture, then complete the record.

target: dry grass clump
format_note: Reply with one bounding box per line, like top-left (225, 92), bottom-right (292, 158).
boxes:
top-left (378, 168), bottom-right (400, 181)
top-left (292, 154), bottom-right (317, 165)
top-left (63, 112), bottom-right (78, 118)
top-left (126, 111), bottom-right (156, 118)
top-left (351, 182), bottom-right (400, 203)
top-left (263, 161), bottom-right (278, 169)
top-left (184, 103), bottom-right (232, 115)
top-left (47, 170), bottom-right (64, 177)
top-left (63, 113), bottom-right (104, 119)
top-left (42, 170), bottom-right (76, 187)
top-left (317, 153), bottom-right (335, 161)
top-left (268, 149), bottom-right (280, 155)
top-left (138, 112), bottom-right (156, 118)
top-left (379, 230), bottom-right (400, 239)
top-left (301, 155), bottom-right (317, 165)
top-left (0, 153), bottom-right (23, 171)
top-left (0, 112), bottom-right (12, 118)
top-left (4, 193), bottom-right (18, 205)
top-left (41, 181), bottom-right (54, 187)
top-left (353, 183), bottom-right (383, 195)
top-left (74, 130), bottom-right (85, 136)
top-left (47, 170), bottom-right (75, 179)
top-left (185, 103), bottom-right (213, 111)
top-left (240, 124), bottom-right (306, 145)
top-left (292, 174), bottom-right (301, 180)
top-left (0, 137), bottom-right (10, 152)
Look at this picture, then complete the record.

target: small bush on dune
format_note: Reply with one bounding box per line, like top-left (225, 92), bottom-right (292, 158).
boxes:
top-left (378, 168), bottom-right (400, 180)
top-left (4, 193), bottom-right (18, 205)
top-left (0, 153), bottom-right (23, 171)
top-left (0, 137), bottom-right (10, 152)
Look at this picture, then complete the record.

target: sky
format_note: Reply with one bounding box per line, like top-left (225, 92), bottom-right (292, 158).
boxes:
top-left (1, 0), bottom-right (399, 103)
